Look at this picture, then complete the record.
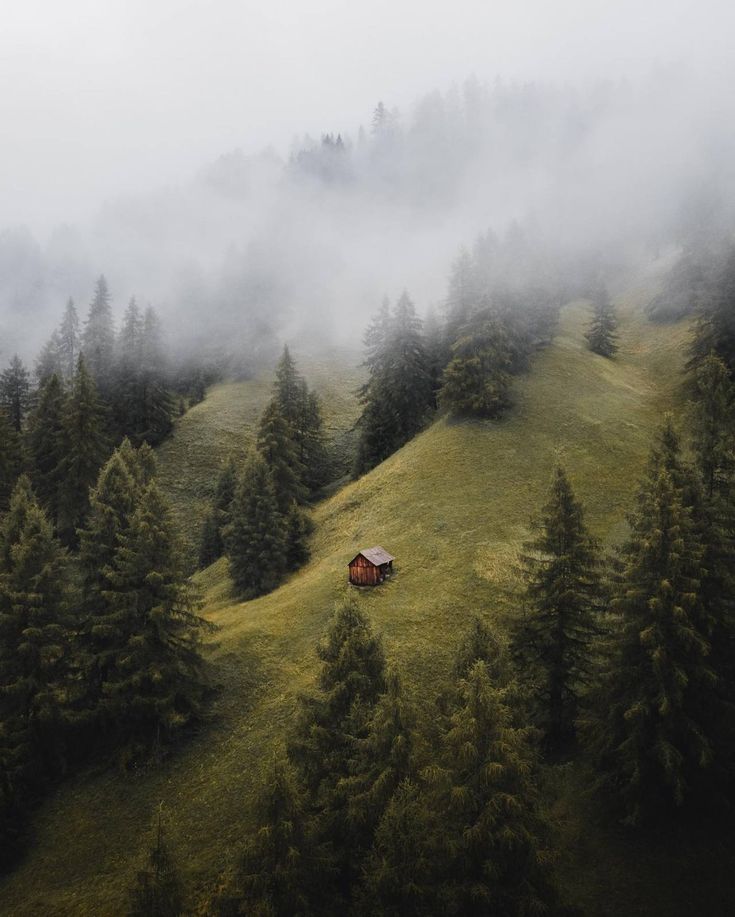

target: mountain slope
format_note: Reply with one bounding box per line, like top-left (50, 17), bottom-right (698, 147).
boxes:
top-left (2, 271), bottom-right (726, 916)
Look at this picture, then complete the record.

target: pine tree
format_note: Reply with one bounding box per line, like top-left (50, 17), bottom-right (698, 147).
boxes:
top-left (58, 298), bottom-right (81, 382)
top-left (345, 670), bottom-right (414, 843)
top-left (268, 346), bottom-right (327, 497)
top-left (225, 452), bottom-right (286, 599)
top-left (257, 399), bottom-right (306, 511)
top-left (434, 661), bottom-right (561, 916)
top-left (356, 780), bottom-right (435, 917)
top-left (690, 353), bottom-right (735, 499)
top-left (582, 421), bottom-right (715, 823)
top-left (57, 356), bottom-right (109, 544)
top-left (76, 442), bottom-right (147, 722)
top-left (128, 807), bottom-right (184, 917)
top-left (689, 244), bottom-right (735, 376)
top-left (288, 598), bottom-right (386, 901)
top-left (585, 283), bottom-right (618, 357)
top-left (0, 481), bottom-right (70, 836)
top-left (0, 408), bottom-right (23, 514)
top-left (234, 759), bottom-right (317, 917)
top-left (510, 466), bottom-right (601, 746)
top-left (688, 356), bottom-right (735, 791)
top-left (100, 482), bottom-right (210, 753)
top-left (354, 294), bottom-right (433, 474)
top-left (26, 374), bottom-right (66, 524)
top-left (198, 459), bottom-right (237, 568)
top-left (439, 312), bottom-right (514, 417)
top-left (35, 331), bottom-right (63, 384)
top-left (82, 275), bottom-right (115, 389)
top-left (0, 355), bottom-right (31, 432)
top-left (138, 307), bottom-right (174, 446)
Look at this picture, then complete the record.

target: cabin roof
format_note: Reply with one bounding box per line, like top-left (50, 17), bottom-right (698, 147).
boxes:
top-left (348, 546), bottom-right (394, 567)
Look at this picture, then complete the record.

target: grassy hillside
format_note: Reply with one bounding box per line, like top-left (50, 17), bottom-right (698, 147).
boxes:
top-left (3, 270), bottom-right (732, 915)
top-left (156, 345), bottom-right (364, 563)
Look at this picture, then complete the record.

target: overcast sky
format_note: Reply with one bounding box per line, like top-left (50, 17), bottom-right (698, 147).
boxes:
top-left (2, 0), bottom-right (734, 233)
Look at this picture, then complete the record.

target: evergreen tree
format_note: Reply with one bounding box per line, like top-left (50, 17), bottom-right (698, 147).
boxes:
top-left (354, 294), bottom-right (433, 474)
top-left (234, 759), bottom-right (317, 917)
top-left (257, 399), bottom-right (306, 510)
top-left (0, 408), bottom-right (23, 514)
top-left (268, 346), bottom-right (327, 497)
top-left (433, 661), bottom-right (561, 916)
top-left (58, 298), bottom-right (81, 382)
top-left (582, 421), bottom-right (715, 823)
top-left (0, 355), bottom-right (31, 432)
top-left (356, 779), bottom-right (435, 917)
top-left (100, 481), bottom-right (210, 753)
top-left (510, 466), bottom-right (601, 746)
top-left (35, 331), bottom-right (63, 384)
top-left (439, 312), bottom-right (514, 418)
top-left (56, 356), bottom-right (109, 544)
top-left (226, 452), bottom-right (286, 599)
top-left (288, 598), bottom-right (386, 901)
top-left (691, 353), bottom-right (735, 499)
top-left (345, 670), bottom-right (414, 843)
top-left (138, 307), bottom-right (175, 446)
top-left (198, 459), bottom-right (237, 568)
top-left (26, 374), bottom-right (66, 524)
top-left (128, 807), bottom-right (184, 917)
top-left (585, 283), bottom-right (618, 357)
top-left (82, 275), bottom-right (115, 388)
top-left (689, 244), bottom-right (735, 375)
top-left (76, 445), bottom-right (142, 719)
top-left (0, 481), bottom-right (70, 850)
top-left (688, 355), bottom-right (735, 790)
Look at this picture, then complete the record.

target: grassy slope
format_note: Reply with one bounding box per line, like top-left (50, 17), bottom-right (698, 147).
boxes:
top-left (156, 345), bottom-right (364, 563)
top-left (3, 271), bottom-right (732, 915)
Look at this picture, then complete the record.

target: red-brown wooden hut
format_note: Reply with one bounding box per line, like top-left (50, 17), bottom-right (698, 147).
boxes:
top-left (348, 546), bottom-right (394, 586)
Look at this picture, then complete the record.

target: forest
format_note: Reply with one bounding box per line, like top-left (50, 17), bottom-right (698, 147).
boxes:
top-left (2, 3), bottom-right (735, 913)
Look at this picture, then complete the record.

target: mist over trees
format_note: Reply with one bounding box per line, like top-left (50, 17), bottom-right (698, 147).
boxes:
top-left (3, 70), bottom-right (735, 369)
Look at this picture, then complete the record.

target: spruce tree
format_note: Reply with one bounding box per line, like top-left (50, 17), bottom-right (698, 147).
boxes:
top-left (0, 481), bottom-right (70, 825)
top-left (128, 807), bottom-right (184, 917)
top-left (0, 355), bottom-right (31, 432)
top-left (439, 313), bottom-right (514, 418)
top-left (585, 283), bottom-right (618, 357)
top-left (691, 353), bottom-right (735, 499)
top-left (345, 670), bottom-right (414, 842)
top-left (76, 446), bottom-right (142, 719)
top-left (0, 408), bottom-right (23, 514)
top-left (99, 481), bottom-right (210, 752)
top-left (510, 466), bottom-right (601, 746)
top-left (226, 452), bottom-right (286, 599)
top-left (235, 759), bottom-right (317, 917)
top-left (198, 459), bottom-right (237, 567)
top-left (257, 399), bottom-right (306, 510)
top-left (26, 374), bottom-right (66, 524)
top-left (82, 275), bottom-right (115, 388)
top-left (583, 422), bottom-right (715, 823)
top-left (139, 307), bottom-right (174, 446)
top-left (356, 780), bottom-right (435, 917)
top-left (56, 356), bottom-right (109, 544)
top-left (434, 661), bottom-right (561, 916)
top-left (354, 294), bottom-right (433, 474)
top-left (288, 598), bottom-right (386, 901)
top-left (35, 331), bottom-right (63, 384)
top-left (58, 298), bottom-right (81, 382)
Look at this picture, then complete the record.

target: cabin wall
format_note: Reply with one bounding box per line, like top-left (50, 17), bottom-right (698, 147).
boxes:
top-left (349, 557), bottom-right (380, 586)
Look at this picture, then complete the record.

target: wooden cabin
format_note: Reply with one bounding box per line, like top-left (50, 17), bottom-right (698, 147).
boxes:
top-left (348, 546), bottom-right (395, 586)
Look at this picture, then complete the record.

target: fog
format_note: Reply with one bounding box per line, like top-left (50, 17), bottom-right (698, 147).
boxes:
top-left (2, 0), bottom-right (735, 363)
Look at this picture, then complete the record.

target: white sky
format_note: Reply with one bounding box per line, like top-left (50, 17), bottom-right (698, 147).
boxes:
top-left (2, 0), bottom-right (734, 232)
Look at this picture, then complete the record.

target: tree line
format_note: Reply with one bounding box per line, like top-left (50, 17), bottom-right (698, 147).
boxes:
top-left (353, 228), bottom-right (612, 475)
top-left (0, 440), bottom-right (211, 870)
